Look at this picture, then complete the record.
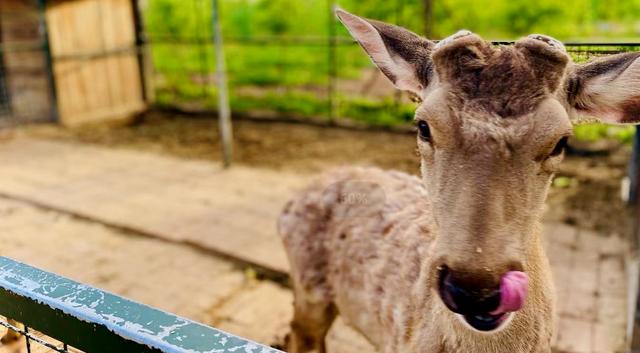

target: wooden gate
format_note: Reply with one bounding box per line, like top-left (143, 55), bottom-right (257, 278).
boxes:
top-left (46, 0), bottom-right (145, 126)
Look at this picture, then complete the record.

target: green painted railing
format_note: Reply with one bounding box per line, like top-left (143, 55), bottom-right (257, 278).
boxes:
top-left (0, 257), bottom-right (283, 353)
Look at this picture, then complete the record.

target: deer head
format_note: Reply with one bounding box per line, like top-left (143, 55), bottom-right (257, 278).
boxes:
top-left (336, 8), bottom-right (640, 332)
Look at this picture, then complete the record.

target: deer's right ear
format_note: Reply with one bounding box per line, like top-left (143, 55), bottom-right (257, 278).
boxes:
top-left (565, 52), bottom-right (640, 124)
top-left (335, 8), bottom-right (434, 96)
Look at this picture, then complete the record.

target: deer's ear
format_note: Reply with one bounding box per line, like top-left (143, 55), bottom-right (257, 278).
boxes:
top-left (566, 52), bottom-right (640, 124)
top-left (335, 8), bottom-right (434, 95)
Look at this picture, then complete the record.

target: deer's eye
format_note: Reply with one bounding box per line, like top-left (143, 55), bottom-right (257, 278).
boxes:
top-left (417, 120), bottom-right (431, 142)
top-left (549, 136), bottom-right (569, 157)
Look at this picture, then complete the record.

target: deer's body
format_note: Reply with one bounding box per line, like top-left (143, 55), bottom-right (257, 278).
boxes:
top-left (280, 8), bottom-right (640, 353)
top-left (280, 167), bottom-right (554, 353)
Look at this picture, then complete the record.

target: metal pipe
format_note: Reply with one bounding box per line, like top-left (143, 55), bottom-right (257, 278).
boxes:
top-left (138, 35), bottom-right (640, 48)
top-left (630, 128), bottom-right (640, 352)
top-left (327, 1), bottom-right (337, 122)
top-left (37, 0), bottom-right (59, 123)
top-left (212, 0), bottom-right (233, 167)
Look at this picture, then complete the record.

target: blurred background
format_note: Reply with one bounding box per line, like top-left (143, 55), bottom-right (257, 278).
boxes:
top-left (0, 1), bottom-right (639, 353)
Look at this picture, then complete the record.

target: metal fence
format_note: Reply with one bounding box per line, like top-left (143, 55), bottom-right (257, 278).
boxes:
top-left (1, 0), bottom-right (640, 129)
top-left (0, 56), bottom-right (11, 117)
top-left (0, 256), bottom-right (283, 353)
top-left (0, 0), bottom-right (55, 127)
top-left (138, 0), bottom-right (640, 129)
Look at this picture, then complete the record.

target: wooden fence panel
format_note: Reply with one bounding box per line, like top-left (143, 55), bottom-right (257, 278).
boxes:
top-left (46, 0), bottom-right (144, 126)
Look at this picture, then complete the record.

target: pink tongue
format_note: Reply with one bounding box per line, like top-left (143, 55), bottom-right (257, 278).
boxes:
top-left (490, 271), bottom-right (529, 315)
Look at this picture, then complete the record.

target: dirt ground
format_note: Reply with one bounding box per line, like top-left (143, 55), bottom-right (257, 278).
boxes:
top-left (0, 120), bottom-right (632, 353)
top-left (17, 110), bottom-right (633, 236)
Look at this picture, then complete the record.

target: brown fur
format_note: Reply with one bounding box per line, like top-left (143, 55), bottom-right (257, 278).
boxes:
top-left (565, 51), bottom-right (640, 123)
top-left (432, 35), bottom-right (569, 118)
top-left (621, 99), bottom-right (640, 123)
top-left (279, 9), bottom-right (640, 353)
top-left (367, 19), bottom-right (435, 88)
top-left (280, 168), bottom-right (554, 353)
top-left (1, 319), bottom-right (22, 344)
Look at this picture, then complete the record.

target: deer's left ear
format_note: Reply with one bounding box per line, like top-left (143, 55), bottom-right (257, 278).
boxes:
top-left (335, 8), bottom-right (434, 96)
top-left (566, 52), bottom-right (640, 124)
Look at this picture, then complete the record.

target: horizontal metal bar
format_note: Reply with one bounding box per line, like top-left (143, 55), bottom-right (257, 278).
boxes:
top-left (51, 46), bottom-right (138, 62)
top-left (0, 40), bottom-right (44, 53)
top-left (145, 35), bottom-right (356, 47)
top-left (492, 40), bottom-right (640, 47)
top-left (563, 42), bottom-right (640, 47)
top-left (0, 320), bottom-right (67, 352)
top-left (0, 11), bottom-right (40, 19)
top-left (4, 37), bottom-right (637, 56)
top-left (143, 34), bottom-right (640, 48)
top-left (0, 44), bottom-right (138, 61)
top-left (0, 257), bottom-right (283, 353)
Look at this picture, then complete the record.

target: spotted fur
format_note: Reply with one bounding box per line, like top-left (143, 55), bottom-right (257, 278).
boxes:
top-left (279, 8), bottom-right (640, 353)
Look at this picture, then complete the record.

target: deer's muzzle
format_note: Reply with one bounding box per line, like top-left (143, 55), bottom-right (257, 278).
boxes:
top-left (438, 267), bottom-right (529, 332)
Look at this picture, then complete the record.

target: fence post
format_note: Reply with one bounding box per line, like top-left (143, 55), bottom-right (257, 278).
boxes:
top-left (327, 0), bottom-right (337, 122)
top-left (630, 127), bottom-right (640, 351)
top-left (423, 0), bottom-right (433, 38)
top-left (195, 0), bottom-right (208, 99)
top-left (630, 127), bottom-right (640, 251)
top-left (37, 0), bottom-right (58, 123)
top-left (131, 0), bottom-right (154, 104)
top-left (212, 0), bottom-right (232, 168)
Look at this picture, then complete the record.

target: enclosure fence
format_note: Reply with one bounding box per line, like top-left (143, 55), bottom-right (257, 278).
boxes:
top-left (0, 0), bottom-right (55, 127)
top-left (2, 1), bottom-right (640, 350)
top-left (138, 0), bottom-right (640, 128)
top-left (2, 0), bottom-right (640, 128)
top-left (0, 257), bottom-right (283, 353)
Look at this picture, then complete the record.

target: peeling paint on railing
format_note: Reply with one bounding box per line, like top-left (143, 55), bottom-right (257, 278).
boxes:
top-left (0, 257), bottom-right (283, 353)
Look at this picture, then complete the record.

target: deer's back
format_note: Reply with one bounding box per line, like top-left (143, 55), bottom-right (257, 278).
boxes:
top-left (279, 167), bottom-right (438, 345)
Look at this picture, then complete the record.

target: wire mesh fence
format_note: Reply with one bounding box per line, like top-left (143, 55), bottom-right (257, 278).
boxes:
top-left (0, 0), bottom-right (54, 127)
top-left (0, 257), bottom-right (284, 353)
top-left (138, 0), bottom-right (640, 130)
top-left (0, 317), bottom-right (75, 353)
top-left (1, 0), bottom-right (640, 130)
top-left (0, 56), bottom-right (11, 117)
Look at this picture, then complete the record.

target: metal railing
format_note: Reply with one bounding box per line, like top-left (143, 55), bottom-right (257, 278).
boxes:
top-left (0, 257), bottom-right (283, 353)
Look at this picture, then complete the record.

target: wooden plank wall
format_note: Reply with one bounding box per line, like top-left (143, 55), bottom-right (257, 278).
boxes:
top-left (0, 0), bottom-right (52, 123)
top-left (46, 0), bottom-right (145, 126)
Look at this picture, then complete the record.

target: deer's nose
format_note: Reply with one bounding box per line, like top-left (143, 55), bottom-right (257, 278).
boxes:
top-left (437, 266), bottom-right (501, 315)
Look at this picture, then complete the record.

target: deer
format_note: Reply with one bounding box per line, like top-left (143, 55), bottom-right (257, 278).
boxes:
top-left (278, 7), bottom-right (640, 353)
top-left (1, 319), bottom-right (22, 344)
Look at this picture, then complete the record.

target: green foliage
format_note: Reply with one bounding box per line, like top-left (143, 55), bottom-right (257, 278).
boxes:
top-left (339, 98), bottom-right (417, 126)
top-left (233, 91), bottom-right (328, 117)
top-left (573, 123), bottom-right (636, 144)
top-left (553, 176), bottom-right (577, 188)
top-left (143, 0), bottom-right (640, 130)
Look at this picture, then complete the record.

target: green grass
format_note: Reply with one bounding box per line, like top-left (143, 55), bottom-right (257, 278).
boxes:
top-left (150, 42), bottom-right (638, 140)
top-left (150, 41), bottom-right (420, 127)
top-left (145, 0), bottom-right (640, 138)
top-left (573, 123), bottom-right (636, 144)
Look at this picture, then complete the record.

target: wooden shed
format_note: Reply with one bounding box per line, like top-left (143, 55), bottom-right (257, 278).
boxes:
top-left (0, 0), bottom-right (146, 127)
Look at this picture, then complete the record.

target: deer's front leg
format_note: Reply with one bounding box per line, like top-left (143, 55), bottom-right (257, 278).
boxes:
top-left (1, 319), bottom-right (22, 344)
top-left (287, 295), bottom-right (336, 353)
